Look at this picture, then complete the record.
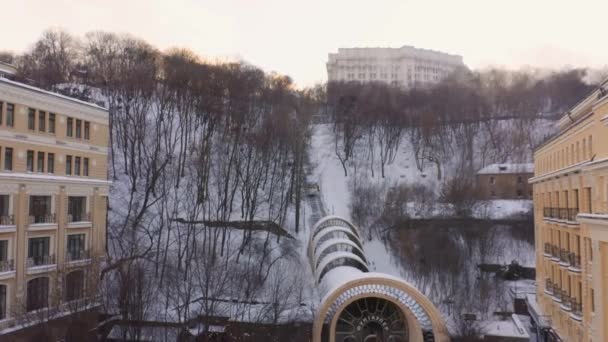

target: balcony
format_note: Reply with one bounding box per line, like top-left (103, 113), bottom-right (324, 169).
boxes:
top-left (543, 243), bottom-right (552, 257)
top-left (570, 300), bottom-right (583, 321)
top-left (551, 245), bottom-right (560, 261)
top-left (543, 207), bottom-right (579, 223)
top-left (544, 278), bottom-right (554, 295)
top-left (0, 259), bottom-right (15, 279)
top-left (0, 215), bottom-right (14, 226)
top-left (568, 252), bottom-right (581, 272)
top-left (27, 254), bottom-right (56, 268)
top-left (68, 212), bottom-right (91, 223)
top-left (28, 213), bottom-right (58, 231)
top-left (66, 249), bottom-right (90, 263)
top-left (559, 292), bottom-right (572, 311)
top-left (559, 249), bottom-right (570, 266)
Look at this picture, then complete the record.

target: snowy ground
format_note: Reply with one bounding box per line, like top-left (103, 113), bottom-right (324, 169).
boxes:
top-left (304, 123), bottom-right (537, 335)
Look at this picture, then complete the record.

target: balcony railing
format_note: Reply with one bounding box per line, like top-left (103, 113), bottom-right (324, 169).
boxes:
top-left (544, 243), bottom-right (552, 255)
top-left (560, 249), bottom-right (570, 265)
top-left (545, 279), bottom-right (554, 294)
top-left (551, 245), bottom-right (560, 259)
top-left (0, 215), bottom-right (14, 225)
top-left (0, 259), bottom-right (14, 272)
top-left (543, 207), bottom-right (579, 222)
top-left (68, 212), bottom-right (90, 223)
top-left (569, 252), bottom-right (581, 270)
top-left (27, 254), bottom-right (55, 267)
top-left (66, 249), bottom-right (90, 262)
top-left (571, 299), bottom-right (583, 318)
top-left (29, 213), bottom-right (56, 224)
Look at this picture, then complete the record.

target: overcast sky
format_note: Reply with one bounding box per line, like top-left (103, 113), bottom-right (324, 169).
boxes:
top-left (2, 0), bottom-right (608, 87)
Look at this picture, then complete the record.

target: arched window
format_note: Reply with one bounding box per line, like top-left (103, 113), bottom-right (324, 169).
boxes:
top-left (27, 277), bottom-right (49, 311)
top-left (0, 284), bottom-right (6, 319)
top-left (65, 270), bottom-right (84, 301)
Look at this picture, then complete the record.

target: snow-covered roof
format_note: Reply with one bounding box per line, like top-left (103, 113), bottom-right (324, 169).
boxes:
top-left (477, 163), bottom-right (534, 175)
top-left (0, 62), bottom-right (16, 76)
top-left (0, 77), bottom-right (107, 112)
top-left (482, 314), bottom-right (529, 339)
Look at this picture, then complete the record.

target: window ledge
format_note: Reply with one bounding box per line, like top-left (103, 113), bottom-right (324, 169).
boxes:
top-left (67, 221), bottom-right (92, 229)
top-left (0, 270), bottom-right (15, 280)
top-left (26, 264), bottom-right (56, 275)
top-left (0, 225), bottom-right (16, 233)
top-left (27, 223), bottom-right (58, 231)
top-left (66, 259), bottom-right (91, 268)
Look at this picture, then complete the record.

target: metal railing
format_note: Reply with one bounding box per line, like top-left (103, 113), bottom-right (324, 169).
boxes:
top-left (560, 249), bottom-right (570, 265)
top-left (0, 215), bottom-right (14, 225)
top-left (27, 254), bottom-right (55, 267)
top-left (543, 207), bottom-right (579, 222)
top-left (29, 213), bottom-right (56, 224)
top-left (67, 212), bottom-right (91, 223)
top-left (569, 252), bottom-right (581, 270)
top-left (66, 249), bottom-right (90, 262)
top-left (545, 279), bottom-right (554, 294)
top-left (0, 259), bottom-right (14, 272)
top-left (551, 245), bottom-right (560, 259)
top-left (544, 243), bottom-right (552, 255)
top-left (571, 299), bottom-right (583, 317)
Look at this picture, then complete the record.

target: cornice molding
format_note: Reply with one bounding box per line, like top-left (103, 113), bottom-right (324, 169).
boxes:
top-left (0, 81), bottom-right (108, 125)
top-left (0, 130), bottom-right (108, 155)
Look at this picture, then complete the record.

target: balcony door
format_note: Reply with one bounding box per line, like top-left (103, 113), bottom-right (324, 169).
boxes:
top-left (29, 196), bottom-right (52, 224)
top-left (68, 197), bottom-right (87, 222)
top-left (26, 277), bottom-right (49, 311)
top-left (28, 237), bottom-right (50, 266)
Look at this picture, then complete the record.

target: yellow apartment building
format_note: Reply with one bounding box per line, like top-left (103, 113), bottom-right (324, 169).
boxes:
top-left (0, 77), bottom-right (109, 332)
top-left (530, 79), bottom-right (608, 341)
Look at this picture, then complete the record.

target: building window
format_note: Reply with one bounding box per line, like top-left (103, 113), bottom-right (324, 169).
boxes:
top-left (5, 104), bottom-right (13, 127)
top-left (37, 152), bottom-right (44, 173)
top-left (74, 157), bottom-right (81, 176)
top-left (517, 190), bottom-right (523, 198)
top-left (67, 117), bottom-right (73, 137)
top-left (0, 284), bottom-right (5, 320)
top-left (47, 153), bottom-right (54, 173)
top-left (26, 277), bottom-right (49, 312)
top-left (65, 270), bottom-right (84, 301)
top-left (517, 176), bottom-right (523, 184)
top-left (75, 119), bottom-right (82, 139)
top-left (83, 158), bottom-right (89, 176)
top-left (490, 190), bottom-right (496, 197)
top-left (29, 196), bottom-right (53, 224)
top-left (0, 195), bottom-right (9, 225)
top-left (591, 289), bottom-right (595, 312)
top-left (28, 108), bottom-right (35, 130)
top-left (66, 155), bottom-right (72, 175)
top-left (84, 121), bottom-right (90, 140)
top-left (489, 176), bottom-right (495, 185)
top-left (4, 147), bottom-right (12, 171)
top-left (0, 102), bottom-right (3, 125)
top-left (67, 234), bottom-right (86, 261)
top-left (27, 150), bottom-right (34, 172)
top-left (49, 113), bottom-right (55, 134)
top-left (28, 237), bottom-right (51, 268)
top-left (38, 111), bottom-right (46, 132)
top-left (68, 197), bottom-right (87, 222)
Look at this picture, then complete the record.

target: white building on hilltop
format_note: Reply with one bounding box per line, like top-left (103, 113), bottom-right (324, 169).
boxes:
top-left (327, 46), bottom-right (464, 88)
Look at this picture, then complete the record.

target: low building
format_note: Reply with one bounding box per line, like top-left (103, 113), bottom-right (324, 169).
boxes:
top-left (476, 164), bottom-right (534, 200)
top-left (530, 78), bottom-right (608, 341)
top-left (0, 77), bottom-right (110, 339)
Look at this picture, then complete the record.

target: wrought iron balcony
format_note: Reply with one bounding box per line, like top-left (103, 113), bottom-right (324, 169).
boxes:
top-left (29, 213), bottom-right (56, 224)
top-left (66, 249), bottom-right (90, 262)
top-left (567, 208), bottom-right (579, 222)
top-left (545, 279), bottom-right (554, 294)
top-left (570, 299), bottom-right (583, 318)
top-left (27, 254), bottom-right (55, 267)
top-left (542, 207), bottom-right (579, 222)
top-left (544, 243), bottom-right (552, 255)
top-left (0, 259), bottom-right (14, 272)
top-left (569, 252), bottom-right (581, 270)
top-left (551, 245), bottom-right (560, 259)
top-left (0, 215), bottom-right (14, 226)
top-left (560, 249), bottom-right (571, 265)
top-left (68, 212), bottom-right (91, 223)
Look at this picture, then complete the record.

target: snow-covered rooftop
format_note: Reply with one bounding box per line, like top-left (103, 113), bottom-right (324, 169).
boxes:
top-left (477, 163), bottom-right (534, 175)
top-left (482, 314), bottom-right (529, 339)
top-left (0, 77), bottom-right (107, 111)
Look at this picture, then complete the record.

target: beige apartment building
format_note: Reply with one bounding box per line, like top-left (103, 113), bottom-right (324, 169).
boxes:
top-left (530, 79), bottom-right (608, 341)
top-left (0, 78), bottom-right (109, 333)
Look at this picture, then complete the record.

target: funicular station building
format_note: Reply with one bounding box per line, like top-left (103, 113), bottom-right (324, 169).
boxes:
top-left (308, 215), bottom-right (449, 342)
